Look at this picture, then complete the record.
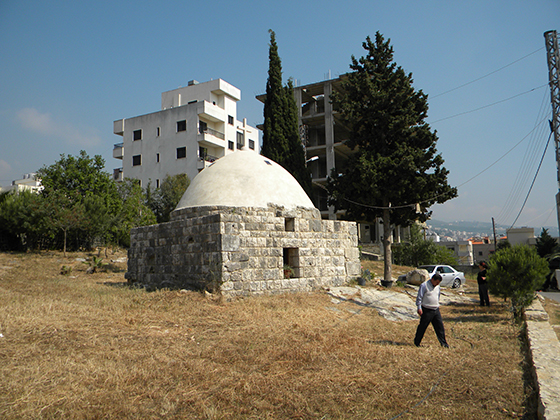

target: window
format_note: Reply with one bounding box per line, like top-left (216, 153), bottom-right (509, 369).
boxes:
top-left (249, 139), bottom-right (255, 150)
top-left (156, 127), bottom-right (160, 137)
top-left (228, 140), bottom-right (234, 150)
top-left (156, 179), bottom-right (160, 188)
top-left (199, 120), bottom-right (208, 134)
top-left (228, 115), bottom-right (234, 125)
top-left (177, 120), bottom-right (186, 132)
top-left (133, 129), bottom-right (142, 141)
top-left (156, 153), bottom-right (160, 163)
top-left (132, 155), bottom-right (141, 166)
top-left (236, 131), bottom-right (244, 149)
top-left (177, 147), bottom-right (186, 159)
top-left (285, 218), bottom-right (295, 232)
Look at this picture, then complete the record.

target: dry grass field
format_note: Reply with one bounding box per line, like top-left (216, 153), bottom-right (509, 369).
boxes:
top-left (0, 251), bottom-right (538, 419)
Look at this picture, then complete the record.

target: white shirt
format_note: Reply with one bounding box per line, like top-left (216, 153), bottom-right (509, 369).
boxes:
top-left (416, 279), bottom-right (441, 311)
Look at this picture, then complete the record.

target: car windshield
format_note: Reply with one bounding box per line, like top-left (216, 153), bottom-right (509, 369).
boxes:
top-left (420, 265), bottom-right (435, 272)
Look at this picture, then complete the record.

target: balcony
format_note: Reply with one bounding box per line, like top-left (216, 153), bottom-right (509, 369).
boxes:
top-left (113, 119), bottom-right (124, 135)
top-left (113, 142), bottom-right (124, 159)
top-left (113, 168), bottom-right (123, 182)
top-left (197, 126), bottom-right (225, 148)
top-left (197, 154), bottom-right (218, 170)
top-left (198, 100), bottom-right (225, 122)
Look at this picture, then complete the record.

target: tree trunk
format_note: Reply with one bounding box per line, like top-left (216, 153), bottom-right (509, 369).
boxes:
top-left (382, 207), bottom-right (392, 282)
top-left (63, 228), bottom-right (67, 258)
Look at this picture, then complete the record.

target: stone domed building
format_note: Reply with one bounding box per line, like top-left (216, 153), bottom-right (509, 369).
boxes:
top-left (126, 151), bottom-right (360, 296)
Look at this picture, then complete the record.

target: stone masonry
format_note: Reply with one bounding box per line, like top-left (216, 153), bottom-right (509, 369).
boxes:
top-left (126, 204), bottom-right (361, 296)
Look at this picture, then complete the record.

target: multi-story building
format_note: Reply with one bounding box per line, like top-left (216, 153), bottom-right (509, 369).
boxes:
top-left (113, 79), bottom-right (260, 188)
top-left (4, 173), bottom-right (43, 194)
top-left (258, 76), bottom-right (408, 248)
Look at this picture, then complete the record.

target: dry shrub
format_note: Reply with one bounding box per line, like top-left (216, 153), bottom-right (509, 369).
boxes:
top-left (0, 251), bottom-right (535, 419)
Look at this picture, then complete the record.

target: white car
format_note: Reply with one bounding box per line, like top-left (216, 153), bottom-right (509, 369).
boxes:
top-left (418, 265), bottom-right (466, 289)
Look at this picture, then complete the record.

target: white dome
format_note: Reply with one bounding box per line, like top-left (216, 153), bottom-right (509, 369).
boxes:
top-left (176, 151), bottom-right (315, 210)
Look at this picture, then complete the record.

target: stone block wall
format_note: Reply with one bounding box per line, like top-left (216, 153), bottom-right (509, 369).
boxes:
top-left (126, 205), bottom-right (360, 296)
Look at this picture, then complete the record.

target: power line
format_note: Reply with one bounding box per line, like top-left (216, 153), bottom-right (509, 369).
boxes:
top-left (509, 130), bottom-right (553, 229)
top-left (495, 91), bottom-right (551, 224)
top-left (430, 84), bottom-right (548, 124)
top-left (431, 47), bottom-right (545, 99)
top-left (313, 119), bottom-right (548, 211)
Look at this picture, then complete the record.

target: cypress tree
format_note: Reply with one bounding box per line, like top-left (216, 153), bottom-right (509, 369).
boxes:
top-left (262, 30), bottom-right (311, 196)
top-left (262, 30), bottom-right (288, 163)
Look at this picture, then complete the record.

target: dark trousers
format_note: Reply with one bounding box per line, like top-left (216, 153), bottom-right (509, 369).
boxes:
top-left (414, 307), bottom-right (448, 347)
top-left (478, 283), bottom-right (490, 306)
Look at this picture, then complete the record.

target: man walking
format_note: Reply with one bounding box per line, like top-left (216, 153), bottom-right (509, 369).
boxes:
top-left (414, 273), bottom-right (449, 348)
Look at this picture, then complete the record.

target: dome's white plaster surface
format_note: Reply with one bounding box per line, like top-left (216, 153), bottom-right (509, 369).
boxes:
top-left (176, 151), bottom-right (315, 210)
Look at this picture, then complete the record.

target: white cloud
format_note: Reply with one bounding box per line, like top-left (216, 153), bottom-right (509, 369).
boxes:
top-left (17, 107), bottom-right (101, 147)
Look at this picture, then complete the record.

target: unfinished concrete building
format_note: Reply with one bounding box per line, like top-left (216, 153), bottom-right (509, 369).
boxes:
top-left (125, 151), bottom-right (361, 296)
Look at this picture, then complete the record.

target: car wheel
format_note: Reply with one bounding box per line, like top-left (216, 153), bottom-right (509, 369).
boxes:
top-left (452, 278), bottom-right (461, 289)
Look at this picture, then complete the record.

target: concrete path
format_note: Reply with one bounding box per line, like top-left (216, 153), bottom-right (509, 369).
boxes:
top-left (526, 296), bottom-right (560, 420)
top-left (541, 291), bottom-right (560, 304)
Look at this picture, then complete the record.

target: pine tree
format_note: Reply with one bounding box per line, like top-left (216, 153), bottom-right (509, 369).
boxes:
top-left (536, 228), bottom-right (558, 258)
top-left (328, 33), bottom-right (457, 283)
top-left (262, 30), bottom-right (311, 196)
top-left (488, 245), bottom-right (548, 319)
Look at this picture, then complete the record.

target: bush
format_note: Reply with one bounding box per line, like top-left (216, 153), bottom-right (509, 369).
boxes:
top-left (487, 244), bottom-right (548, 319)
top-left (393, 224), bottom-right (457, 267)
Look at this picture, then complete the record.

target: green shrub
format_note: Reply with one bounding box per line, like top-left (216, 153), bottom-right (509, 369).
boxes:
top-left (488, 244), bottom-right (548, 319)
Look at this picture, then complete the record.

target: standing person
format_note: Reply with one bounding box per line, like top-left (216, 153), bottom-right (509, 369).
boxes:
top-left (414, 273), bottom-right (449, 348)
top-left (477, 261), bottom-right (490, 306)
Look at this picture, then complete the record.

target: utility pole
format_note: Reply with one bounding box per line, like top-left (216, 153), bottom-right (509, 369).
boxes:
top-left (544, 30), bottom-right (560, 233)
top-left (492, 217), bottom-right (497, 250)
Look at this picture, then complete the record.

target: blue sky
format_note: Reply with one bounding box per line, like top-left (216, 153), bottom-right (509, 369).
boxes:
top-left (1, 0), bottom-right (559, 231)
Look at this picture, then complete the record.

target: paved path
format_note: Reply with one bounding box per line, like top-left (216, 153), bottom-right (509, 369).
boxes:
top-left (526, 296), bottom-right (560, 420)
top-left (541, 291), bottom-right (560, 304)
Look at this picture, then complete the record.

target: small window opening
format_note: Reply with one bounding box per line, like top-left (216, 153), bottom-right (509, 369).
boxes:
top-left (177, 120), bottom-right (186, 132)
top-left (285, 218), bottom-right (295, 232)
top-left (177, 147), bottom-right (186, 159)
top-left (133, 129), bottom-right (142, 141)
top-left (283, 248), bottom-right (300, 278)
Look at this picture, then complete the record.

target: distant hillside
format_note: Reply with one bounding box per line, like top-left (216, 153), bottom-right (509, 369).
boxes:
top-left (426, 220), bottom-right (559, 240)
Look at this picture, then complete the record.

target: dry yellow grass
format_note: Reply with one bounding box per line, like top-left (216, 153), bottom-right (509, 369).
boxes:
top-left (0, 251), bottom-right (536, 419)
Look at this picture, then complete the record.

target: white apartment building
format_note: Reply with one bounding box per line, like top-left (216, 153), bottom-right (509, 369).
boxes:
top-left (113, 79), bottom-right (260, 188)
top-left (3, 173), bottom-right (43, 194)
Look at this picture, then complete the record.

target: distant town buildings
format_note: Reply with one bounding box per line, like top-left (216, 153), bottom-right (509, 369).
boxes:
top-left (1, 173), bottom-right (42, 194)
top-left (113, 79), bottom-right (260, 188)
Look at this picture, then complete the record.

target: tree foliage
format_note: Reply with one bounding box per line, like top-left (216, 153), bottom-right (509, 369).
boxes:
top-left (0, 151), bottom-right (158, 252)
top-left (536, 228), bottom-right (558, 258)
top-left (328, 32), bottom-right (457, 282)
top-left (487, 244), bottom-right (548, 319)
top-left (147, 174), bottom-right (190, 223)
top-left (115, 179), bottom-right (157, 247)
top-left (393, 224), bottom-right (457, 267)
top-left (261, 30), bottom-right (311, 196)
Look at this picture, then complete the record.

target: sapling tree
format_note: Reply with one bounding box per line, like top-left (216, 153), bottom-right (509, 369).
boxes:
top-left (487, 244), bottom-right (548, 319)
